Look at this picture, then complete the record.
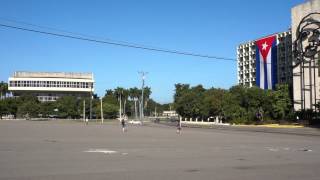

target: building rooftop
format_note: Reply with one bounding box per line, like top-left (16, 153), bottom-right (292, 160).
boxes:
top-left (12, 71), bottom-right (93, 80)
top-left (238, 30), bottom-right (292, 46)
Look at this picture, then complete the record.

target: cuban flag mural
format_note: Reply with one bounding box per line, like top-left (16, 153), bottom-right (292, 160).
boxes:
top-left (256, 35), bottom-right (277, 90)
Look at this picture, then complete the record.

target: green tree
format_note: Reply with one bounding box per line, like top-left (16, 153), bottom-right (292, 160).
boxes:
top-left (16, 95), bottom-right (40, 118)
top-left (174, 83), bottom-right (190, 117)
top-left (271, 84), bottom-right (292, 120)
top-left (39, 101), bottom-right (57, 117)
top-left (174, 84), bottom-right (205, 118)
top-left (222, 91), bottom-right (247, 124)
top-left (0, 99), bottom-right (7, 118)
top-left (0, 81), bottom-right (8, 99)
top-left (56, 96), bottom-right (80, 118)
top-left (144, 98), bottom-right (160, 116)
top-left (142, 86), bottom-right (152, 111)
top-left (122, 89), bottom-right (129, 116)
top-left (229, 85), bottom-right (272, 123)
top-left (114, 87), bottom-right (124, 117)
top-left (101, 92), bottom-right (119, 119)
top-left (129, 87), bottom-right (140, 119)
top-left (201, 88), bottom-right (226, 119)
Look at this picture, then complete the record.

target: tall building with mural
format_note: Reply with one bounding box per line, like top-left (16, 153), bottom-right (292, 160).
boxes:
top-left (237, 0), bottom-right (320, 113)
top-left (237, 31), bottom-right (293, 88)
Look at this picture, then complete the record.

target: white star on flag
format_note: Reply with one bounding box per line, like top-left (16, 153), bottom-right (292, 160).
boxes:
top-left (262, 42), bottom-right (268, 50)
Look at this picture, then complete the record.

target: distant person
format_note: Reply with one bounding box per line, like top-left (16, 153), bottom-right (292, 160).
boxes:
top-left (85, 118), bottom-right (88, 125)
top-left (121, 118), bottom-right (126, 132)
top-left (176, 120), bottom-right (181, 134)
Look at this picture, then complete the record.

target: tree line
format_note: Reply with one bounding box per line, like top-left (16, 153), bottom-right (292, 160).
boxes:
top-left (0, 80), bottom-right (300, 124)
top-left (0, 82), bottom-right (171, 119)
top-left (174, 84), bottom-right (294, 124)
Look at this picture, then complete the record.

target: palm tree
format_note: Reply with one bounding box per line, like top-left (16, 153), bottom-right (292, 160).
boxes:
top-left (114, 87), bottom-right (124, 119)
top-left (143, 87), bottom-right (152, 113)
top-left (122, 89), bottom-right (129, 117)
top-left (0, 82), bottom-right (8, 99)
top-left (105, 89), bottom-right (114, 96)
top-left (129, 87), bottom-right (140, 119)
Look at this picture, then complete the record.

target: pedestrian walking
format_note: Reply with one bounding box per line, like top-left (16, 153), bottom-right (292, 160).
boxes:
top-left (121, 118), bottom-right (126, 132)
top-left (176, 120), bottom-right (181, 134)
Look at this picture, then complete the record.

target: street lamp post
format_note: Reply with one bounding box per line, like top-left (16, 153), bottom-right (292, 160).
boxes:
top-left (139, 71), bottom-right (148, 121)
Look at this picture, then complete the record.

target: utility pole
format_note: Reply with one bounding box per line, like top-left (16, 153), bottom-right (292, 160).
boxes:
top-left (134, 98), bottom-right (138, 120)
top-left (89, 83), bottom-right (93, 122)
top-left (138, 71), bottom-right (148, 121)
top-left (100, 98), bottom-right (104, 124)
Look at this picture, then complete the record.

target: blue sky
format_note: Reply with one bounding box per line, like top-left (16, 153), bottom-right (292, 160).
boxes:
top-left (0, 0), bottom-right (304, 103)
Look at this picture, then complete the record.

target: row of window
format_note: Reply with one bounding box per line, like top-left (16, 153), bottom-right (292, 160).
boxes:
top-left (38, 96), bottom-right (58, 101)
top-left (9, 80), bottom-right (93, 89)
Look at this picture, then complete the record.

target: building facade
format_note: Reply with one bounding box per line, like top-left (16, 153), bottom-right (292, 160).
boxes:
top-left (291, 0), bottom-right (320, 111)
top-left (162, 110), bottom-right (178, 118)
top-left (237, 31), bottom-right (293, 87)
top-left (8, 71), bottom-right (94, 102)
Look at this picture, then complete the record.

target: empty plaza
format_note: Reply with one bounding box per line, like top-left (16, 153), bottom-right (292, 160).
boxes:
top-left (1, 120), bottom-right (320, 180)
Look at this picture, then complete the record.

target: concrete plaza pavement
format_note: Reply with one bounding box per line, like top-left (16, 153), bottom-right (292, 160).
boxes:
top-left (0, 120), bottom-right (320, 180)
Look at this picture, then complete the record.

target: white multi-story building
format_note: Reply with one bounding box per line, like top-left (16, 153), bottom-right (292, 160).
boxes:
top-left (237, 31), bottom-right (293, 87)
top-left (8, 71), bottom-right (94, 102)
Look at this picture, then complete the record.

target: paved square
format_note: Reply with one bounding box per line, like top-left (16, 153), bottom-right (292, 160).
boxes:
top-left (0, 120), bottom-right (320, 180)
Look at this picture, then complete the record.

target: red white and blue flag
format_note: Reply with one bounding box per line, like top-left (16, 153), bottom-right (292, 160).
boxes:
top-left (256, 36), bottom-right (277, 90)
